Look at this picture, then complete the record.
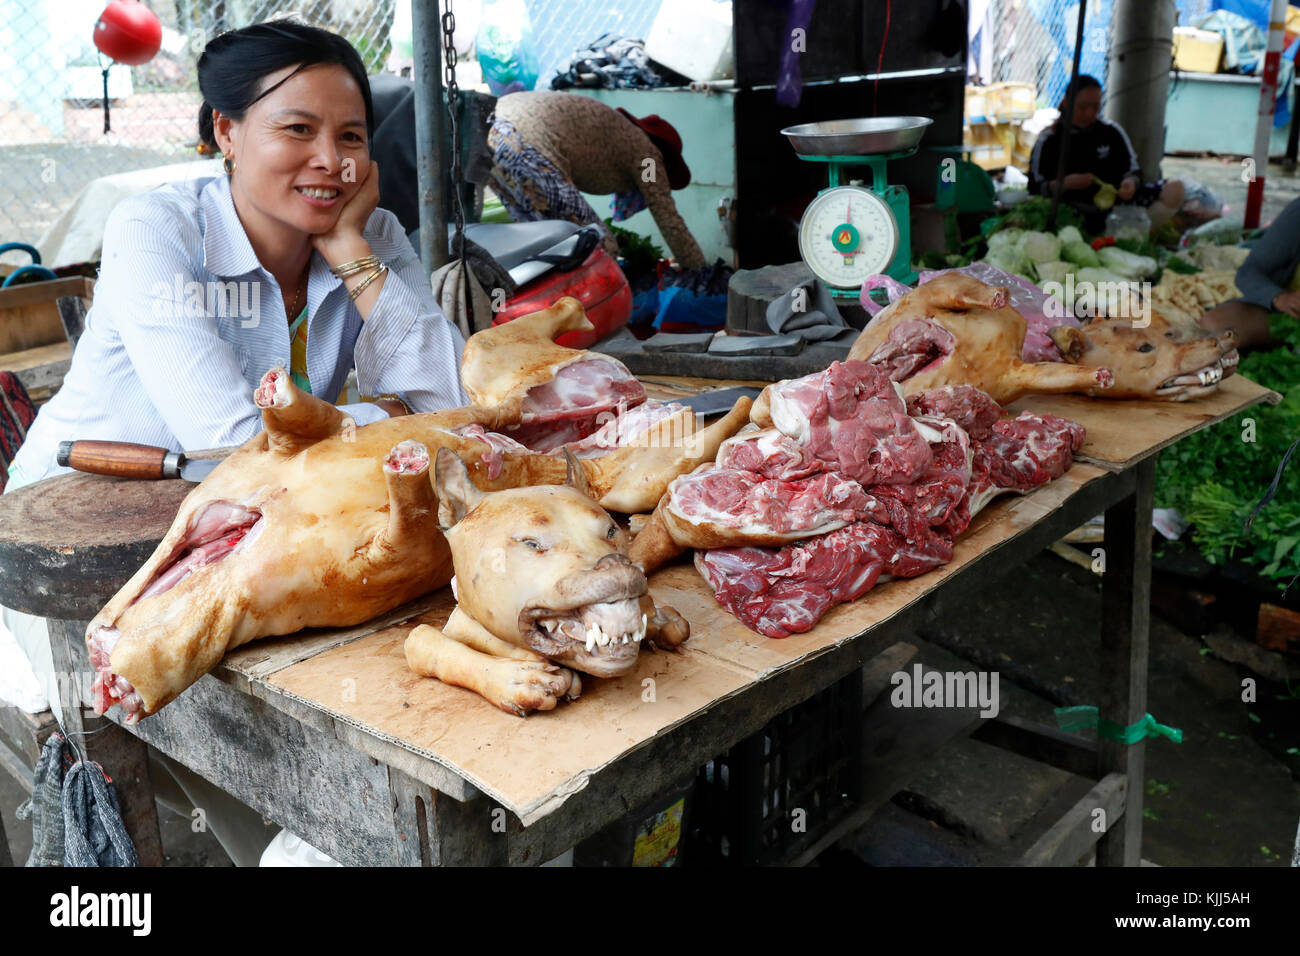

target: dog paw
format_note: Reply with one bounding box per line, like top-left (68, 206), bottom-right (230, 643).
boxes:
top-left (491, 660), bottom-right (575, 716)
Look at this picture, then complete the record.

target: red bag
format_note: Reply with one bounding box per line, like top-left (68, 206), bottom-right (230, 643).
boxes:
top-left (491, 247), bottom-right (632, 349)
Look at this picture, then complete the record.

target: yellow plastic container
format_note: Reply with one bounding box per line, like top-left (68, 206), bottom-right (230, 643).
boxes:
top-left (1173, 27), bottom-right (1224, 74)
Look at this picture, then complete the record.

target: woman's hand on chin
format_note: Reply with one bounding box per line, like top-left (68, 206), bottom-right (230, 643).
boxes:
top-left (313, 159), bottom-right (380, 264)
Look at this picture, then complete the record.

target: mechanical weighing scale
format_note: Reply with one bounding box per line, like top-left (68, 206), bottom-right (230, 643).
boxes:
top-left (781, 116), bottom-right (934, 298)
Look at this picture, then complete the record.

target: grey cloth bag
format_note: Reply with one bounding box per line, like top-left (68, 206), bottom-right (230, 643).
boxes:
top-left (16, 731), bottom-right (67, 866)
top-left (765, 277), bottom-right (854, 342)
top-left (63, 758), bottom-right (138, 867)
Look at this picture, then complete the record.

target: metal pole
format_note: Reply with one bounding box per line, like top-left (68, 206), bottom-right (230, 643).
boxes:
top-left (412, 0), bottom-right (448, 271)
top-left (1107, 0), bottom-right (1176, 183)
top-left (1245, 0), bottom-right (1289, 230)
top-left (1047, 0), bottom-right (1089, 231)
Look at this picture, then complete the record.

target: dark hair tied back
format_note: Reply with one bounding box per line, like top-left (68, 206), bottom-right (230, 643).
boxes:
top-left (195, 19), bottom-right (374, 154)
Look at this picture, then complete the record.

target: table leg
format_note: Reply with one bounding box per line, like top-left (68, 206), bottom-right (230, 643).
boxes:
top-left (388, 768), bottom-right (508, 866)
top-left (1096, 458), bottom-right (1154, 867)
top-left (46, 619), bottom-right (165, 867)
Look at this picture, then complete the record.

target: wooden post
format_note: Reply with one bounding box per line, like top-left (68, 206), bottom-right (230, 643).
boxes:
top-left (46, 619), bottom-right (165, 867)
top-left (1095, 457), bottom-right (1154, 866)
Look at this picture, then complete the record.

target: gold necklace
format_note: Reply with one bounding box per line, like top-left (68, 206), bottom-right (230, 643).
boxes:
top-left (287, 269), bottom-right (307, 320)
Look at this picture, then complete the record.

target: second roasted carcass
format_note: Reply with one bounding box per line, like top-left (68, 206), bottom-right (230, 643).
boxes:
top-left (846, 271), bottom-right (1113, 405)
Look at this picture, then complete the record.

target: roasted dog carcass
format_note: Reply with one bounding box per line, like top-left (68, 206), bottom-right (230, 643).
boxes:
top-left (847, 272), bottom-right (1113, 405)
top-left (404, 449), bottom-right (689, 716)
top-left (1047, 311), bottom-right (1239, 401)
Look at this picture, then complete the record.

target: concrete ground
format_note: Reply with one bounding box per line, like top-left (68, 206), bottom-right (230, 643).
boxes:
top-left (1162, 153), bottom-right (1300, 227)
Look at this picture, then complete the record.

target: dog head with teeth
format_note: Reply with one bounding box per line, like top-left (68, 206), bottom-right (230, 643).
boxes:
top-left (433, 447), bottom-right (689, 680)
top-left (1048, 311), bottom-right (1238, 401)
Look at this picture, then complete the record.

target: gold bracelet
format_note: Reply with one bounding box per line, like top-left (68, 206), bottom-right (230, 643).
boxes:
top-left (348, 263), bottom-right (388, 302)
top-left (331, 255), bottom-right (381, 279)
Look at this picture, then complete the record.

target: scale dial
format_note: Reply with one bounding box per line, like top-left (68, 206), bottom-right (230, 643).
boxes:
top-left (798, 185), bottom-right (898, 290)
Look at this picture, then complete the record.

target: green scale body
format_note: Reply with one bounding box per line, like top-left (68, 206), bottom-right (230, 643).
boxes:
top-left (798, 147), bottom-right (918, 298)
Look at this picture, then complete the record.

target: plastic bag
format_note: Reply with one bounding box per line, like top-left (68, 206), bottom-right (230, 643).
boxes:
top-left (477, 0), bottom-right (540, 96)
top-left (1105, 205), bottom-right (1151, 241)
top-left (1176, 179), bottom-right (1224, 227)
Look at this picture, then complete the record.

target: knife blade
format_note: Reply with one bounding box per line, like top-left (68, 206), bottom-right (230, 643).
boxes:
top-left (674, 386), bottom-right (763, 418)
top-left (57, 441), bottom-right (220, 482)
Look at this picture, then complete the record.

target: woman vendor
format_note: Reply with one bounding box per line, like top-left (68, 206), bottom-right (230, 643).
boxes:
top-left (1028, 74), bottom-right (1185, 235)
top-left (6, 20), bottom-right (467, 491)
top-left (0, 20), bottom-right (467, 866)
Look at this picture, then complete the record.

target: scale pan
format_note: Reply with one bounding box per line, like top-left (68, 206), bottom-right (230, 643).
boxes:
top-left (781, 116), bottom-right (934, 156)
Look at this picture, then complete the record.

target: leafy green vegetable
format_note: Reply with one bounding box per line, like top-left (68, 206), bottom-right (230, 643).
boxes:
top-left (1061, 240), bottom-right (1101, 268)
top-left (604, 218), bottom-right (664, 280)
top-left (1114, 236), bottom-right (1162, 260)
top-left (1019, 230), bottom-right (1062, 263)
top-left (1155, 315), bottom-right (1300, 587)
top-left (1057, 225), bottom-right (1085, 246)
top-left (1097, 245), bottom-right (1157, 279)
top-left (1163, 255), bottom-right (1202, 275)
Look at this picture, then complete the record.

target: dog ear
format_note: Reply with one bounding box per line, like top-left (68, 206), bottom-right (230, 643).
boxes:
top-left (1048, 325), bottom-right (1087, 363)
top-left (563, 449), bottom-right (595, 500)
top-left (434, 447), bottom-right (485, 530)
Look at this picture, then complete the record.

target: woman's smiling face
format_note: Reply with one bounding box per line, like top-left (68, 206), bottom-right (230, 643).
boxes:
top-left (213, 62), bottom-right (370, 237)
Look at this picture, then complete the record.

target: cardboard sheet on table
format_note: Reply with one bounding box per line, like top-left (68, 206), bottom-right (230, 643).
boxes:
top-left (266, 612), bottom-right (750, 824)
top-left (263, 462), bottom-right (1106, 824)
top-left (652, 461), bottom-right (1109, 677)
top-left (1009, 375), bottom-right (1278, 470)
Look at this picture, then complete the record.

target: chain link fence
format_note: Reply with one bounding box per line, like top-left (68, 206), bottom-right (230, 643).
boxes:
top-left (0, 0), bottom-right (400, 262)
top-left (972, 0), bottom-right (1220, 111)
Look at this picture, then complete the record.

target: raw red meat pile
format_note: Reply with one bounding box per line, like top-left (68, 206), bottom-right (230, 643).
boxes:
top-left (681, 361), bottom-right (1084, 638)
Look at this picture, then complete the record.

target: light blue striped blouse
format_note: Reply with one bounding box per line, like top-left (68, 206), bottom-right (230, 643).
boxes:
top-left (8, 173), bottom-right (467, 488)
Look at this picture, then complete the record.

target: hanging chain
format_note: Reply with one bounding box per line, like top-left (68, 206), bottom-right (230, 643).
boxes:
top-left (442, 1), bottom-right (466, 242)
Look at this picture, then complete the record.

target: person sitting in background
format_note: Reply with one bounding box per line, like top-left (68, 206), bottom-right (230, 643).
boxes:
top-left (1028, 74), bottom-right (1185, 235)
top-left (1200, 195), bottom-right (1300, 349)
top-left (487, 91), bottom-right (707, 269)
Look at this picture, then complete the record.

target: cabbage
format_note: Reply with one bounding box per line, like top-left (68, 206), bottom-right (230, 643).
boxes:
top-left (985, 228), bottom-right (1025, 256)
top-left (1076, 267), bottom-right (1134, 286)
top-left (1018, 230), bottom-right (1062, 263)
top-left (983, 248), bottom-right (1030, 278)
top-left (1033, 261), bottom-right (1072, 288)
top-left (1097, 245), bottom-right (1157, 280)
top-left (1061, 240), bottom-right (1101, 268)
top-left (1056, 225), bottom-right (1085, 246)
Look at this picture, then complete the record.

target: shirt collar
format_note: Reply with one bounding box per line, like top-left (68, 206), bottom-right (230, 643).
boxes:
top-left (201, 174), bottom-right (262, 278)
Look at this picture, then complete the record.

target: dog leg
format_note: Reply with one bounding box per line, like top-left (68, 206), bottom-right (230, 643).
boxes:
top-left (405, 622), bottom-right (575, 716)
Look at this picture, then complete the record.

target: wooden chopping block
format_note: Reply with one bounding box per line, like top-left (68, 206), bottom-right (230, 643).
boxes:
top-left (0, 463), bottom-right (217, 619)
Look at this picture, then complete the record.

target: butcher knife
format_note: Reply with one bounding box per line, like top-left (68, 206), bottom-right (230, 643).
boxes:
top-left (674, 386), bottom-right (763, 417)
top-left (57, 440), bottom-right (221, 482)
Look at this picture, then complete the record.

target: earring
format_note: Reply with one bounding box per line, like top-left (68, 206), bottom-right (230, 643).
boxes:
top-left (223, 156), bottom-right (235, 175)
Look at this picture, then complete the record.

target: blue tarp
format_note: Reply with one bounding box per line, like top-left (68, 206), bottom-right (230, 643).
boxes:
top-left (1027, 0), bottom-right (1115, 108)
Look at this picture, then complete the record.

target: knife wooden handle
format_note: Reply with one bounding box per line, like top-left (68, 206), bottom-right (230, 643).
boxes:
top-left (57, 440), bottom-right (171, 479)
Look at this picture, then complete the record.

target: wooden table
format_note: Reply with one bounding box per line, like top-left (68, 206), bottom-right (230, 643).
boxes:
top-left (0, 376), bottom-right (1276, 866)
